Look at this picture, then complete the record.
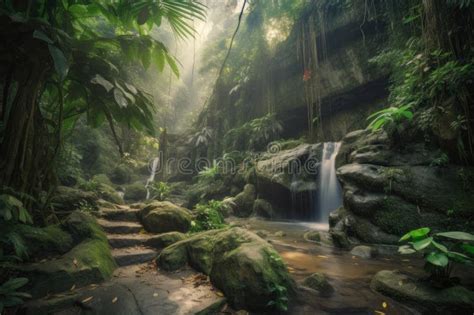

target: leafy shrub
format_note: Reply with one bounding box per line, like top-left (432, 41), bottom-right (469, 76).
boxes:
top-left (148, 181), bottom-right (171, 201)
top-left (197, 164), bottom-right (221, 183)
top-left (109, 165), bottom-right (132, 185)
top-left (0, 277), bottom-right (31, 313)
top-left (367, 105), bottom-right (414, 132)
top-left (77, 179), bottom-right (101, 192)
top-left (224, 113), bottom-right (283, 151)
top-left (190, 200), bottom-right (226, 233)
top-left (399, 227), bottom-right (474, 286)
top-left (0, 193), bottom-right (33, 260)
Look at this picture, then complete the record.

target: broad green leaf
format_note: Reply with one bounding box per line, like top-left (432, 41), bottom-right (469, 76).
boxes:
top-left (426, 252), bottom-right (449, 267)
top-left (33, 30), bottom-right (54, 44)
top-left (113, 88), bottom-right (128, 108)
top-left (431, 240), bottom-right (448, 253)
top-left (398, 245), bottom-right (416, 254)
top-left (1, 277), bottom-right (28, 291)
top-left (412, 237), bottom-right (433, 250)
top-left (90, 74), bottom-right (113, 92)
top-left (165, 54), bottom-right (180, 77)
top-left (48, 45), bottom-right (69, 81)
top-left (437, 231), bottom-right (474, 241)
top-left (68, 4), bottom-right (89, 17)
top-left (400, 227), bottom-right (430, 242)
top-left (461, 244), bottom-right (474, 256)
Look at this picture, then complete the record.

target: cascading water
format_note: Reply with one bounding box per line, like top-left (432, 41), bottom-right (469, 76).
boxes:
top-left (145, 157), bottom-right (160, 199)
top-left (316, 142), bottom-right (343, 223)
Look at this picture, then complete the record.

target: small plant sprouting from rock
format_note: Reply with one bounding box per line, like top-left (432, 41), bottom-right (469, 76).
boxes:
top-left (267, 283), bottom-right (288, 312)
top-left (367, 105), bottom-right (414, 132)
top-left (398, 227), bottom-right (474, 286)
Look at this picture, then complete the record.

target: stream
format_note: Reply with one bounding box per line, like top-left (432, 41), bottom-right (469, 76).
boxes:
top-left (229, 217), bottom-right (424, 314)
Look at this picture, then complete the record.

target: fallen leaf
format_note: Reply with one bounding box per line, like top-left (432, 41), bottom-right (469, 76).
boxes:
top-left (374, 311), bottom-right (385, 315)
top-left (112, 297), bottom-right (118, 303)
top-left (70, 284), bottom-right (76, 291)
top-left (73, 258), bottom-right (78, 267)
top-left (153, 293), bottom-right (158, 297)
top-left (382, 301), bottom-right (388, 309)
top-left (216, 292), bottom-right (224, 297)
top-left (81, 296), bottom-right (93, 303)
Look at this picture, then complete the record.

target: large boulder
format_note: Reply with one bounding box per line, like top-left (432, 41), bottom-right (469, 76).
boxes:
top-left (229, 184), bottom-right (256, 217)
top-left (123, 182), bottom-right (147, 202)
top-left (253, 198), bottom-right (275, 219)
top-left (139, 201), bottom-right (192, 233)
top-left (371, 270), bottom-right (474, 314)
top-left (157, 227), bottom-right (295, 312)
top-left (144, 231), bottom-right (187, 249)
top-left (255, 144), bottom-right (322, 220)
top-left (51, 186), bottom-right (98, 212)
top-left (18, 225), bottom-right (74, 259)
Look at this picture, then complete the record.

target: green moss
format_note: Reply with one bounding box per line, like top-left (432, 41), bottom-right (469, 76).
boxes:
top-left (98, 183), bottom-right (123, 204)
top-left (108, 165), bottom-right (132, 185)
top-left (62, 211), bottom-right (107, 244)
top-left (123, 182), bottom-right (147, 202)
top-left (92, 174), bottom-right (113, 186)
top-left (18, 225), bottom-right (74, 258)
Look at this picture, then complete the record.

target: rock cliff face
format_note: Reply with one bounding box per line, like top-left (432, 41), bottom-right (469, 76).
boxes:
top-left (274, 5), bottom-right (388, 140)
top-left (332, 129), bottom-right (474, 245)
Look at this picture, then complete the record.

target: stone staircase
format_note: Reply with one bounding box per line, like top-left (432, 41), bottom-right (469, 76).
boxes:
top-left (97, 206), bottom-right (157, 267)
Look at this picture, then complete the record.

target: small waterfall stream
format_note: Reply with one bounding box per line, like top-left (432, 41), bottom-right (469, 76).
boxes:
top-left (145, 157), bottom-right (160, 200)
top-left (316, 142), bottom-right (343, 223)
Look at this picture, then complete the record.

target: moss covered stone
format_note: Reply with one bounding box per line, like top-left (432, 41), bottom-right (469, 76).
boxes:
top-left (18, 211), bottom-right (116, 298)
top-left (51, 186), bottom-right (98, 212)
top-left (140, 201), bottom-right (192, 233)
top-left (18, 225), bottom-right (74, 258)
top-left (302, 273), bottom-right (334, 297)
top-left (157, 227), bottom-right (295, 312)
top-left (230, 184), bottom-right (256, 217)
top-left (144, 232), bottom-right (187, 249)
top-left (97, 183), bottom-right (124, 205)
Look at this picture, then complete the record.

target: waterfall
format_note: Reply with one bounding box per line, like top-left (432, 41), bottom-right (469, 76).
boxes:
top-left (145, 157), bottom-right (160, 200)
top-left (316, 142), bottom-right (343, 223)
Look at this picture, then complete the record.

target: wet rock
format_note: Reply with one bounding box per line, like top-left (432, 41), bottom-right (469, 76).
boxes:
top-left (230, 184), bottom-right (256, 217)
top-left (302, 273), bottom-right (334, 297)
top-left (304, 231), bottom-right (321, 242)
top-left (157, 227), bottom-right (295, 312)
top-left (51, 186), bottom-right (98, 212)
top-left (274, 231), bottom-right (286, 237)
top-left (140, 201), bottom-right (192, 233)
top-left (144, 232), bottom-right (187, 249)
top-left (350, 245), bottom-right (377, 259)
top-left (253, 198), bottom-right (274, 219)
top-left (371, 270), bottom-right (474, 313)
top-left (255, 230), bottom-right (268, 239)
top-left (330, 230), bottom-right (351, 249)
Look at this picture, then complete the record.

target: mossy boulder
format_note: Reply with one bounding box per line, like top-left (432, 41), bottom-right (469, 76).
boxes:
top-left (51, 186), bottom-right (98, 212)
top-left (97, 183), bottom-right (124, 205)
top-left (302, 273), bottom-right (334, 297)
top-left (140, 201), bottom-right (192, 233)
top-left (18, 225), bottom-right (74, 259)
top-left (371, 270), bottom-right (474, 313)
top-left (17, 211), bottom-right (115, 298)
top-left (108, 165), bottom-right (132, 185)
top-left (253, 198), bottom-right (274, 219)
top-left (304, 231), bottom-right (321, 242)
top-left (123, 182), bottom-right (147, 202)
top-left (144, 232), bottom-right (187, 249)
top-left (92, 174), bottom-right (113, 186)
top-left (230, 184), bottom-right (256, 217)
top-left (157, 227), bottom-right (295, 312)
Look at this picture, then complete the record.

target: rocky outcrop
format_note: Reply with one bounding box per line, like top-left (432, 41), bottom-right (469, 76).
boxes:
top-left (371, 270), bottom-right (474, 314)
top-left (253, 198), bottom-right (275, 219)
top-left (144, 231), bottom-right (187, 249)
top-left (332, 129), bottom-right (474, 245)
top-left (16, 211), bottom-right (116, 298)
top-left (227, 184), bottom-right (256, 217)
top-left (51, 186), bottom-right (98, 212)
top-left (139, 201), bottom-right (192, 233)
top-left (255, 144), bottom-right (322, 220)
top-left (157, 227), bottom-right (295, 312)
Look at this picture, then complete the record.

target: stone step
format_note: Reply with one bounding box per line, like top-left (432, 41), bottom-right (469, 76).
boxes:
top-left (97, 219), bottom-right (142, 234)
top-left (112, 247), bottom-right (158, 266)
top-left (107, 234), bottom-right (151, 248)
top-left (99, 208), bottom-right (140, 222)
